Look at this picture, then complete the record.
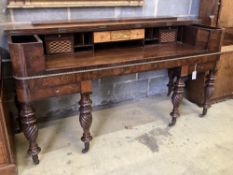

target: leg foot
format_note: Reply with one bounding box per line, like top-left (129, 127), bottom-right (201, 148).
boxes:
top-left (201, 107), bottom-right (208, 117)
top-left (168, 117), bottom-right (177, 127)
top-left (82, 142), bottom-right (90, 153)
top-left (32, 155), bottom-right (40, 165)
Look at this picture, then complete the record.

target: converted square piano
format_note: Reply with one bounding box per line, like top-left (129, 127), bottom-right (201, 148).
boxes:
top-left (5, 17), bottom-right (224, 164)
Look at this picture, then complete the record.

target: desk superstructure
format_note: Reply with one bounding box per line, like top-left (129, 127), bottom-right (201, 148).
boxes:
top-left (5, 17), bottom-right (224, 164)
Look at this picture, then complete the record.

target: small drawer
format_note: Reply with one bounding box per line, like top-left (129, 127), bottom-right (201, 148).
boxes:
top-left (130, 29), bottom-right (145, 40)
top-left (94, 29), bottom-right (145, 43)
top-left (94, 32), bottom-right (111, 43)
top-left (111, 30), bottom-right (131, 41)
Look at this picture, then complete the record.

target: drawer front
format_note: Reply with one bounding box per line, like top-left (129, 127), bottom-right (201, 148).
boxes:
top-left (45, 34), bottom-right (74, 54)
top-left (37, 75), bottom-right (77, 88)
top-left (111, 30), bottom-right (131, 41)
top-left (17, 75), bottom-right (80, 102)
top-left (94, 32), bottom-right (111, 43)
top-left (130, 29), bottom-right (145, 40)
top-left (30, 83), bottom-right (81, 101)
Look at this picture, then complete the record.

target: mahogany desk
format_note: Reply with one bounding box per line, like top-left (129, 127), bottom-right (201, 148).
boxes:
top-left (5, 17), bottom-right (224, 164)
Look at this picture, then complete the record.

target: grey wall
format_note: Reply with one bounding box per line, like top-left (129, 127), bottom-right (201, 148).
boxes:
top-left (0, 0), bottom-right (200, 120)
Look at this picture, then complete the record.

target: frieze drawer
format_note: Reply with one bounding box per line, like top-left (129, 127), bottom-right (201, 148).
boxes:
top-left (94, 31), bottom-right (111, 43)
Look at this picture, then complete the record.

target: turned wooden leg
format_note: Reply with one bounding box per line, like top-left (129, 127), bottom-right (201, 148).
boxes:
top-left (201, 70), bottom-right (216, 116)
top-left (167, 69), bottom-right (176, 96)
top-left (79, 81), bottom-right (93, 153)
top-left (20, 103), bottom-right (41, 164)
top-left (169, 76), bottom-right (185, 127)
top-left (79, 93), bottom-right (93, 153)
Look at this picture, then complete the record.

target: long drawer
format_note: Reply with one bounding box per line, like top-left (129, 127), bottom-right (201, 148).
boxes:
top-left (94, 29), bottom-right (145, 43)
